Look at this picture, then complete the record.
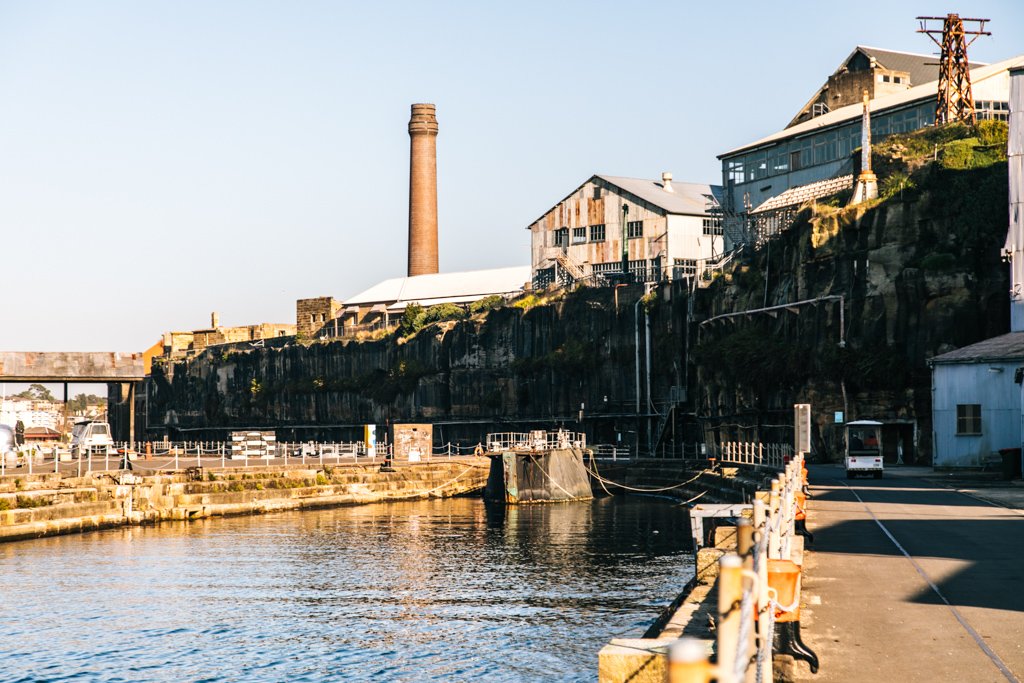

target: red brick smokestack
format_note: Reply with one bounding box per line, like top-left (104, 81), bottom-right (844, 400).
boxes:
top-left (408, 103), bottom-right (439, 276)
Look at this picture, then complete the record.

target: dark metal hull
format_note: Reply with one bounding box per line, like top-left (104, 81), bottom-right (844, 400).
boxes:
top-left (484, 448), bottom-right (593, 504)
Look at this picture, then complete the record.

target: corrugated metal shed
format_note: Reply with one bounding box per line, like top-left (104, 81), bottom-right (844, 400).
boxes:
top-left (929, 332), bottom-right (1024, 365)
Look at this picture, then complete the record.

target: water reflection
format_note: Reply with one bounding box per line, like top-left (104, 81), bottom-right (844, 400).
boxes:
top-left (0, 496), bottom-right (692, 682)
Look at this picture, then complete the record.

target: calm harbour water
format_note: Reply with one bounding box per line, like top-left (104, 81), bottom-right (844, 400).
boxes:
top-left (0, 496), bottom-right (693, 682)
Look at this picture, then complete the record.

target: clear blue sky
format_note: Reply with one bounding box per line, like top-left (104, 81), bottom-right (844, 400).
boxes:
top-left (1, 0), bottom-right (1021, 352)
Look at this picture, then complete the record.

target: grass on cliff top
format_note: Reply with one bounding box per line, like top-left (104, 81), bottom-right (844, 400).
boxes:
top-left (874, 119), bottom-right (1007, 175)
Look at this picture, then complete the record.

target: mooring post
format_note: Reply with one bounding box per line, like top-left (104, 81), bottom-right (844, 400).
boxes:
top-left (174, 450), bottom-right (179, 471)
top-left (769, 479), bottom-right (781, 559)
top-left (717, 554), bottom-right (743, 683)
top-left (667, 637), bottom-right (712, 683)
top-left (753, 498), bottom-right (772, 683)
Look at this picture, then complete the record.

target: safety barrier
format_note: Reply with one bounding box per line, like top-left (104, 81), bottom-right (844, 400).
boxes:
top-left (667, 453), bottom-right (817, 683)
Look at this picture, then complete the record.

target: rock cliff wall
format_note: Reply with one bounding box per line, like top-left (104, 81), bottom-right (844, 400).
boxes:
top-left (139, 160), bottom-right (1009, 462)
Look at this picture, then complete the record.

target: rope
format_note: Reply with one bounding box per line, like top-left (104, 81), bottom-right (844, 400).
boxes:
top-left (585, 452), bottom-right (712, 493)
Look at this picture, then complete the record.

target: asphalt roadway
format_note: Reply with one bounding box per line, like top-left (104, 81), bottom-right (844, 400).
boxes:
top-left (800, 465), bottom-right (1024, 683)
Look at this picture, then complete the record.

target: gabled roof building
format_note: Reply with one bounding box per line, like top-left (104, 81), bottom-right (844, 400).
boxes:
top-left (718, 51), bottom-right (1023, 250)
top-left (527, 173), bottom-right (724, 288)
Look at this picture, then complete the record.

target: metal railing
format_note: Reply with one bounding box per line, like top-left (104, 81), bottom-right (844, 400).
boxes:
top-left (485, 431), bottom-right (587, 453)
top-left (0, 439), bottom-right (495, 477)
top-left (712, 441), bottom-right (791, 470)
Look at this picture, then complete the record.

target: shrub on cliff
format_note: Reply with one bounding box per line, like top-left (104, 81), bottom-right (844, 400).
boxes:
top-left (470, 295), bottom-right (504, 314)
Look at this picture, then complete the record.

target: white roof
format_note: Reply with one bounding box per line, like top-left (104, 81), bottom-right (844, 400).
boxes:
top-left (344, 266), bottom-right (531, 307)
top-left (596, 175), bottom-right (720, 216)
top-left (721, 54), bottom-right (1024, 158)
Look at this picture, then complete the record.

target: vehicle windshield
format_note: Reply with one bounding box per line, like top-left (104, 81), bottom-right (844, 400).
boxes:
top-left (848, 426), bottom-right (881, 455)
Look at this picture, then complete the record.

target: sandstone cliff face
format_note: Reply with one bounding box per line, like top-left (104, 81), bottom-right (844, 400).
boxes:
top-left (693, 163), bottom-right (1008, 460)
top-left (145, 163), bottom-right (1008, 463)
top-left (148, 287), bottom-right (691, 448)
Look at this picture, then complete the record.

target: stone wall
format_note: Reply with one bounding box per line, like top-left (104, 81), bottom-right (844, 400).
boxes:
top-left (296, 296), bottom-right (341, 339)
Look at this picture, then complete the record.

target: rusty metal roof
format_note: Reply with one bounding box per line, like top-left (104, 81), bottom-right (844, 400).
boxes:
top-left (930, 332), bottom-right (1024, 364)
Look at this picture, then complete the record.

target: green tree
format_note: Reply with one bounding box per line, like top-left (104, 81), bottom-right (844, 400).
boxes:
top-left (15, 384), bottom-right (55, 401)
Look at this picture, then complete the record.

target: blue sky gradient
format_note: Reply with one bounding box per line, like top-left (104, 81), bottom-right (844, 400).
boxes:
top-left (1, 0), bottom-right (1021, 351)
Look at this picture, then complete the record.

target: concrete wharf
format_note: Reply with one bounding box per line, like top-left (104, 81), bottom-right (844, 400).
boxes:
top-left (801, 465), bottom-right (1024, 682)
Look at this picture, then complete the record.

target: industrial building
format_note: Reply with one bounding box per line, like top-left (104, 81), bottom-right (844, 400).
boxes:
top-left (528, 173), bottom-right (724, 287)
top-left (718, 50), bottom-right (1023, 249)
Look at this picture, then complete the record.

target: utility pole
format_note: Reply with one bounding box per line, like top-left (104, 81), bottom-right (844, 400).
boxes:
top-left (621, 203), bottom-right (630, 282)
top-left (917, 14), bottom-right (990, 125)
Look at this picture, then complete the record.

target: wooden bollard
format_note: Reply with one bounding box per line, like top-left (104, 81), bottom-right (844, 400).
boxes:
top-left (753, 499), bottom-right (773, 683)
top-left (667, 638), bottom-right (713, 683)
top-left (717, 554), bottom-right (744, 683)
top-left (768, 480), bottom-right (781, 559)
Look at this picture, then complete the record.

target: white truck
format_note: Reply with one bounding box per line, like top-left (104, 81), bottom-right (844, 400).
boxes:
top-left (70, 421), bottom-right (115, 458)
top-left (845, 420), bottom-right (883, 479)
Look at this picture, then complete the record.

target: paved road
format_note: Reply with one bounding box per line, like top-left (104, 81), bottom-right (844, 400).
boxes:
top-left (800, 465), bottom-right (1024, 683)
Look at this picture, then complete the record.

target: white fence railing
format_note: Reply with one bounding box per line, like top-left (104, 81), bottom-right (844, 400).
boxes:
top-left (712, 441), bottom-right (791, 470)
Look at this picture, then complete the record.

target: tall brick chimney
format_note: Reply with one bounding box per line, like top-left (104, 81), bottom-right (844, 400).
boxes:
top-left (408, 103), bottom-right (439, 276)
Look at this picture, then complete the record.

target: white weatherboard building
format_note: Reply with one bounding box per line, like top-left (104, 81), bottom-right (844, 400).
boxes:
top-left (527, 174), bottom-right (723, 287)
top-left (929, 334), bottom-right (1024, 468)
top-left (928, 66), bottom-right (1024, 469)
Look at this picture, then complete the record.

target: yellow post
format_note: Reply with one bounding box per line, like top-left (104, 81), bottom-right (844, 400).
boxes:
top-left (769, 480), bottom-right (781, 559)
top-left (753, 498), bottom-right (773, 683)
top-left (667, 638), bottom-right (712, 683)
top-left (717, 554), bottom-right (743, 683)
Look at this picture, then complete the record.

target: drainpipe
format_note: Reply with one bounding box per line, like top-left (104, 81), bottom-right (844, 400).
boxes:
top-left (635, 298), bottom-right (642, 417)
top-left (645, 302), bottom-right (653, 455)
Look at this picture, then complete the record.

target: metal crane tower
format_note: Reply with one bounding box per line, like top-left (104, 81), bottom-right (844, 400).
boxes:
top-left (917, 14), bottom-right (990, 125)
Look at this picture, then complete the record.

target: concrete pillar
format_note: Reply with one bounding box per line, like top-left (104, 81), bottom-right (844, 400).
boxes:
top-left (408, 103), bottom-right (439, 276)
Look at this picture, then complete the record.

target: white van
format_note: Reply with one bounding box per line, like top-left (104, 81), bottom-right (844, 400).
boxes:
top-left (70, 421), bottom-right (115, 458)
top-left (845, 420), bottom-right (883, 479)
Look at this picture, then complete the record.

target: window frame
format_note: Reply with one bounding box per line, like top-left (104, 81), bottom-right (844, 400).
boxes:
top-left (626, 220), bottom-right (643, 239)
top-left (955, 403), bottom-right (982, 436)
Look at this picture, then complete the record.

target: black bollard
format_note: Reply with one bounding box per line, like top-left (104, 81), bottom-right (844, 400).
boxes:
top-left (774, 621), bottom-right (820, 674)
